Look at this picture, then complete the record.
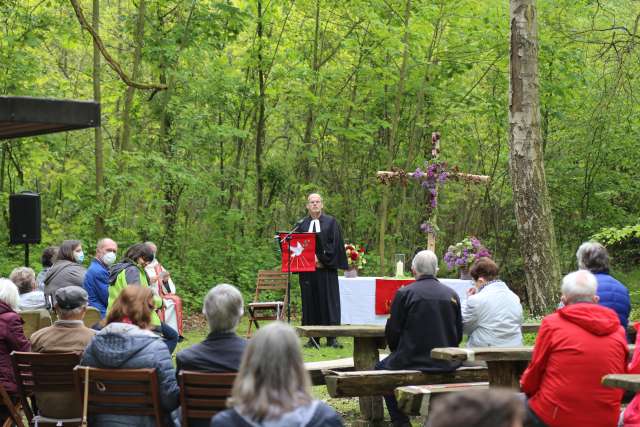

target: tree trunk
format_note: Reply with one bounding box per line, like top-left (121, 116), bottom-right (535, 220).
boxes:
top-left (508, 0), bottom-right (561, 315)
top-left (93, 0), bottom-right (105, 236)
top-left (255, 0), bottom-right (266, 228)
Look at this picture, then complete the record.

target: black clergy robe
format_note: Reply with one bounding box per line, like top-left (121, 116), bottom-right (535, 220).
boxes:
top-left (297, 214), bottom-right (349, 326)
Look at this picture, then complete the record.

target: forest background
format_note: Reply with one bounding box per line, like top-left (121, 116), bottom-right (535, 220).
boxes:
top-left (1, 0), bottom-right (639, 313)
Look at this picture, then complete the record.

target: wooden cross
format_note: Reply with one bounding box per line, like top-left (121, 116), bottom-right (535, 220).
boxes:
top-left (376, 132), bottom-right (490, 252)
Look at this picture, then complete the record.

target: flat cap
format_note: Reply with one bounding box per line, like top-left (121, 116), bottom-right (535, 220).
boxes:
top-left (54, 286), bottom-right (88, 309)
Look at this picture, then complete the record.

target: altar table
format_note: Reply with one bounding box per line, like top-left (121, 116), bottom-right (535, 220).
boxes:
top-left (339, 276), bottom-right (473, 325)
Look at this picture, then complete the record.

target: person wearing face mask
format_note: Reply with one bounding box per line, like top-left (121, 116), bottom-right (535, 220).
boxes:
top-left (83, 238), bottom-right (118, 318)
top-left (44, 239), bottom-right (88, 305)
top-left (107, 243), bottom-right (179, 353)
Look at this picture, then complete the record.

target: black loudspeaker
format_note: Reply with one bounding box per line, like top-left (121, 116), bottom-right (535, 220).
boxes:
top-left (9, 192), bottom-right (41, 244)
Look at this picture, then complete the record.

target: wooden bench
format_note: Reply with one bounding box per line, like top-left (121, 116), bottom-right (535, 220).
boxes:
top-left (603, 374), bottom-right (640, 392)
top-left (324, 366), bottom-right (489, 398)
top-left (305, 354), bottom-right (389, 386)
top-left (395, 382), bottom-right (489, 416)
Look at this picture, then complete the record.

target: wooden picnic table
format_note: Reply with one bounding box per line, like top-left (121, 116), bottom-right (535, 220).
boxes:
top-left (296, 325), bottom-right (386, 426)
top-left (296, 323), bottom-right (541, 426)
top-left (431, 347), bottom-right (532, 388)
top-left (603, 374), bottom-right (640, 392)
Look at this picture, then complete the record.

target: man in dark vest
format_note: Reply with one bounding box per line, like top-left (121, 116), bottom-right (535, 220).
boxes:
top-left (297, 193), bottom-right (348, 348)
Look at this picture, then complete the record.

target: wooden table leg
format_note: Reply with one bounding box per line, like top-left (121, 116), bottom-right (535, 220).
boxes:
top-left (486, 360), bottom-right (529, 389)
top-left (352, 337), bottom-right (389, 427)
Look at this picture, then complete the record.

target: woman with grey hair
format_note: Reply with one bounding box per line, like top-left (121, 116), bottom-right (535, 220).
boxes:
top-left (10, 266), bottom-right (46, 310)
top-left (210, 322), bottom-right (343, 427)
top-left (576, 241), bottom-right (630, 331)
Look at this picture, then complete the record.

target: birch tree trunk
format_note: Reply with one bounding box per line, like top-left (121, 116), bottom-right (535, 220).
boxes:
top-left (508, 0), bottom-right (561, 315)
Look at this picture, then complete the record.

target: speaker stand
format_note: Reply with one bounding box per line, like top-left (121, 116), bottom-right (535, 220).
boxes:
top-left (24, 243), bottom-right (29, 267)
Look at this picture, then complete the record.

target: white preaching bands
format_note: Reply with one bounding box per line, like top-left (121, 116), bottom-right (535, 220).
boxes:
top-left (308, 219), bottom-right (321, 233)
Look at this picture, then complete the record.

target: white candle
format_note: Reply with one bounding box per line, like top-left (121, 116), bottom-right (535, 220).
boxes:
top-left (395, 261), bottom-right (404, 277)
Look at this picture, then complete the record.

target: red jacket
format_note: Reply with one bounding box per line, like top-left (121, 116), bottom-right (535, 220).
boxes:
top-left (0, 301), bottom-right (30, 395)
top-left (520, 303), bottom-right (627, 427)
top-left (623, 323), bottom-right (640, 426)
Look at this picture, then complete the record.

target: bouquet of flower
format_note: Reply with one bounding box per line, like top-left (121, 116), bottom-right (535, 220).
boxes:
top-left (443, 237), bottom-right (492, 270)
top-left (345, 243), bottom-right (367, 270)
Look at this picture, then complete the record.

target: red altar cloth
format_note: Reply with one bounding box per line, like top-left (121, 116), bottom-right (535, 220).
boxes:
top-left (375, 278), bottom-right (415, 315)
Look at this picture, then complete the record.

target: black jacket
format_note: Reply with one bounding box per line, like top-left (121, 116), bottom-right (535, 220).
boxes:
top-left (176, 331), bottom-right (247, 373)
top-left (384, 275), bottom-right (463, 371)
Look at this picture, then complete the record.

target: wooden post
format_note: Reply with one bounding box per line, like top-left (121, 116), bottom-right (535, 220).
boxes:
top-left (486, 360), bottom-right (529, 389)
top-left (352, 337), bottom-right (388, 427)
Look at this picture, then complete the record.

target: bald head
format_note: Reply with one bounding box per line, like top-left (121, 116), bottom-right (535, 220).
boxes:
top-left (561, 270), bottom-right (599, 305)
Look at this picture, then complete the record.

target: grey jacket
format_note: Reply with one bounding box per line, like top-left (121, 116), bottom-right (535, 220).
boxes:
top-left (43, 260), bottom-right (87, 302)
top-left (461, 280), bottom-right (523, 347)
top-left (80, 323), bottom-right (179, 426)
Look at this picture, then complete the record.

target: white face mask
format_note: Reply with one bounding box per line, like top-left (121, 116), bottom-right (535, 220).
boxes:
top-left (102, 251), bottom-right (117, 266)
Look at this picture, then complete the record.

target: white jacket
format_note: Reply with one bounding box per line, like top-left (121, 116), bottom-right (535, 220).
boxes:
top-left (462, 280), bottom-right (523, 347)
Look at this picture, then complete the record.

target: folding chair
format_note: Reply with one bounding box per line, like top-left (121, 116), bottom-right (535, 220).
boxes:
top-left (73, 367), bottom-right (166, 427)
top-left (0, 383), bottom-right (25, 427)
top-left (10, 351), bottom-right (81, 426)
top-left (246, 270), bottom-right (290, 337)
top-left (18, 311), bottom-right (51, 339)
top-left (82, 307), bottom-right (101, 328)
top-left (178, 371), bottom-right (235, 426)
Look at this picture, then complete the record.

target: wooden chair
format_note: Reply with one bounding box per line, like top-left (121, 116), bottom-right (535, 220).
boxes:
top-left (0, 383), bottom-right (25, 427)
top-left (178, 371), bottom-right (236, 426)
top-left (82, 307), bottom-right (101, 328)
top-left (10, 351), bottom-right (81, 426)
top-left (246, 270), bottom-right (289, 337)
top-left (18, 310), bottom-right (51, 339)
top-left (73, 367), bottom-right (166, 427)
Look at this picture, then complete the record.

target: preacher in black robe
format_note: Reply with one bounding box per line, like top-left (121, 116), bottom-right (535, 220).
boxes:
top-left (297, 205), bottom-right (348, 327)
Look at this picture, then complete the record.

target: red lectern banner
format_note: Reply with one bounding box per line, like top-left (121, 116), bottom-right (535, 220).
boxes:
top-left (279, 232), bottom-right (316, 272)
top-left (375, 278), bottom-right (414, 315)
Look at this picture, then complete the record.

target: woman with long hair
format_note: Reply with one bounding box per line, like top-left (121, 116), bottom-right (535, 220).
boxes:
top-left (80, 285), bottom-right (179, 426)
top-left (44, 239), bottom-right (87, 302)
top-left (211, 322), bottom-right (343, 426)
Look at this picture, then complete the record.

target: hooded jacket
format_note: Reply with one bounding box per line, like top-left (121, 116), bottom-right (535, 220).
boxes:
top-left (0, 300), bottom-right (30, 394)
top-left (44, 260), bottom-right (87, 302)
top-left (80, 322), bottom-right (179, 426)
top-left (520, 303), bottom-right (627, 427)
top-left (210, 401), bottom-right (344, 427)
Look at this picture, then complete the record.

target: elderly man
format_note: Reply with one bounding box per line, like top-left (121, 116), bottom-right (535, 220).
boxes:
top-left (521, 270), bottom-right (627, 427)
top-left (30, 286), bottom-right (96, 353)
top-left (576, 241), bottom-right (631, 331)
top-left (297, 193), bottom-right (348, 348)
top-left (376, 250), bottom-right (463, 427)
top-left (83, 238), bottom-right (118, 318)
top-left (29, 286), bottom-right (96, 420)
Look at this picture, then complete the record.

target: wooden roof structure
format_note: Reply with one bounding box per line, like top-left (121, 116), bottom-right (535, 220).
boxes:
top-left (0, 96), bottom-right (100, 140)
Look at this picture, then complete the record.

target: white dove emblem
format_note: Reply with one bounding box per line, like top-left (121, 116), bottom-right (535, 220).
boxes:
top-left (290, 242), bottom-right (304, 258)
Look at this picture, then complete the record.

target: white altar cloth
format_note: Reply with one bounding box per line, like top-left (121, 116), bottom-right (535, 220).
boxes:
top-left (339, 276), bottom-right (473, 325)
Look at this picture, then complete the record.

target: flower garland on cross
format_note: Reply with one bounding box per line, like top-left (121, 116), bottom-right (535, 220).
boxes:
top-left (376, 132), bottom-right (491, 251)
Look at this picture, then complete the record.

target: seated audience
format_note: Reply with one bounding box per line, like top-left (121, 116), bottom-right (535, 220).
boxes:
top-left (10, 267), bottom-right (46, 311)
top-left (211, 322), bottom-right (343, 426)
top-left (376, 250), bottom-right (463, 427)
top-left (29, 286), bottom-right (95, 419)
top-left (44, 239), bottom-right (87, 303)
top-left (521, 270), bottom-right (627, 427)
top-left (425, 389), bottom-right (524, 427)
top-left (31, 286), bottom-right (95, 353)
top-left (84, 238), bottom-right (118, 318)
top-left (576, 241), bottom-right (631, 331)
top-left (108, 243), bottom-right (179, 353)
top-left (0, 279), bottom-right (30, 420)
top-left (177, 284), bottom-right (247, 373)
top-left (462, 257), bottom-right (523, 347)
top-left (36, 246), bottom-right (58, 292)
top-left (80, 285), bottom-right (179, 426)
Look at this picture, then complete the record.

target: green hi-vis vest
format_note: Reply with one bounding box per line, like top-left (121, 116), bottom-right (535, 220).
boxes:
top-left (107, 267), bottom-right (161, 326)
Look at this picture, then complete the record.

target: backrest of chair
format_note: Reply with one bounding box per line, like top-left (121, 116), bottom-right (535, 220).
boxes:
top-left (253, 270), bottom-right (289, 302)
top-left (11, 351), bottom-right (81, 421)
top-left (179, 371), bottom-right (236, 426)
top-left (73, 366), bottom-right (165, 427)
top-left (83, 307), bottom-right (101, 328)
top-left (18, 311), bottom-right (41, 339)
